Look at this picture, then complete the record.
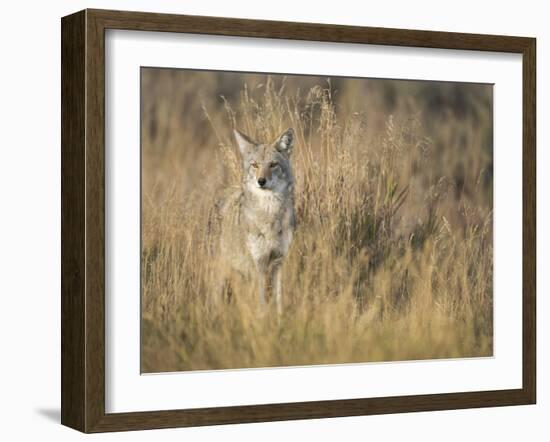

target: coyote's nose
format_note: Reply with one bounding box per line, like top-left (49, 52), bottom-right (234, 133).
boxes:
top-left (258, 177), bottom-right (267, 187)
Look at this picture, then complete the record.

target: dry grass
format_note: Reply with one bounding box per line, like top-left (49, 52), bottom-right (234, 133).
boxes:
top-left (140, 69), bottom-right (493, 372)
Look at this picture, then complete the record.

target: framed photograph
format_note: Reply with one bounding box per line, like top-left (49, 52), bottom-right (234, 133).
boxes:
top-left (61, 9), bottom-right (536, 433)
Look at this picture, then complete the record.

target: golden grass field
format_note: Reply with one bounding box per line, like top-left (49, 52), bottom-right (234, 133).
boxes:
top-left (140, 68), bottom-right (493, 373)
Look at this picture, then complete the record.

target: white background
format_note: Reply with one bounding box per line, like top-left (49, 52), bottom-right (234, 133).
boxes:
top-left (0, 0), bottom-right (547, 440)
top-left (106, 31), bottom-right (522, 413)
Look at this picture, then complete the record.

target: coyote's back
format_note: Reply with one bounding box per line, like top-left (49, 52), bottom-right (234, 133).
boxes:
top-left (218, 188), bottom-right (254, 276)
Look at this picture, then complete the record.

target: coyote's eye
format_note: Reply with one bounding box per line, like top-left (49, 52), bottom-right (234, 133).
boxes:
top-left (250, 162), bottom-right (259, 169)
top-left (269, 162), bottom-right (279, 168)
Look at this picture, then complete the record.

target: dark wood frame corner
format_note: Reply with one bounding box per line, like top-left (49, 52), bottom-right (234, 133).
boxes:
top-left (61, 8), bottom-right (536, 433)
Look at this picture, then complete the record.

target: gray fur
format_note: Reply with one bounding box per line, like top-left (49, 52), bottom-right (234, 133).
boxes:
top-left (218, 128), bottom-right (296, 313)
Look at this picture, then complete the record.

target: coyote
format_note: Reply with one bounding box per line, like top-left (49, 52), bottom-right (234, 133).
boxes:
top-left (217, 128), bottom-right (296, 313)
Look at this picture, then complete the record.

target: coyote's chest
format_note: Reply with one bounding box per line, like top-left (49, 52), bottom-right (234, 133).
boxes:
top-left (243, 193), bottom-right (294, 269)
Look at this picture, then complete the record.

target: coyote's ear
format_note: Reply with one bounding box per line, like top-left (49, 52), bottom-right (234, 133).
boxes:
top-left (276, 128), bottom-right (294, 155)
top-left (234, 129), bottom-right (256, 157)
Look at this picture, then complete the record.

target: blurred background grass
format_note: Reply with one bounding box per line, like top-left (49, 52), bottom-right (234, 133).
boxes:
top-left (140, 68), bottom-right (493, 372)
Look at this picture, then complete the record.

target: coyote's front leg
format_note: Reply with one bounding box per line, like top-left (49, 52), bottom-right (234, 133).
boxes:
top-left (257, 265), bottom-right (282, 313)
top-left (257, 268), bottom-right (268, 308)
top-left (273, 265), bottom-right (283, 315)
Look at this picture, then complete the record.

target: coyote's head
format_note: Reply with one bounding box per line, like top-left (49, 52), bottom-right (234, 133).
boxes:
top-left (234, 128), bottom-right (294, 194)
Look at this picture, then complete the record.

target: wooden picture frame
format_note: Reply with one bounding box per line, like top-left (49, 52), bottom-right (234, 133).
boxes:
top-left (61, 8), bottom-right (536, 433)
